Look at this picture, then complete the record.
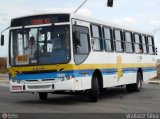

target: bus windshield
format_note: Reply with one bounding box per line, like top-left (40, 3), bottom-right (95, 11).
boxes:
top-left (10, 25), bottom-right (70, 66)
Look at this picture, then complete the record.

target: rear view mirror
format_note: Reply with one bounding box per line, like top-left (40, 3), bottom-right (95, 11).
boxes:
top-left (1, 35), bottom-right (4, 46)
top-left (0, 26), bottom-right (10, 46)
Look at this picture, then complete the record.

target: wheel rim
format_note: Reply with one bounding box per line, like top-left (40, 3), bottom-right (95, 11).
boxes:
top-left (96, 77), bottom-right (99, 94)
top-left (138, 77), bottom-right (142, 89)
top-left (138, 80), bottom-right (141, 89)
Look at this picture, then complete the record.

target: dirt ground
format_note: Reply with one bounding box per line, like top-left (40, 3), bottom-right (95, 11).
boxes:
top-left (152, 64), bottom-right (160, 80)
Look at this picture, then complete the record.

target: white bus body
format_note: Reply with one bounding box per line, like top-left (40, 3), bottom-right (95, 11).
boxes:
top-left (7, 13), bottom-right (157, 102)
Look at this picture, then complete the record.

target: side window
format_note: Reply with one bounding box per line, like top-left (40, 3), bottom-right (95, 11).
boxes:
top-left (78, 33), bottom-right (90, 54)
top-left (73, 25), bottom-right (90, 64)
top-left (73, 26), bottom-right (90, 54)
top-left (142, 35), bottom-right (148, 54)
top-left (91, 25), bottom-right (103, 51)
top-left (148, 36), bottom-right (155, 54)
top-left (114, 29), bottom-right (123, 52)
top-left (124, 31), bottom-right (134, 53)
top-left (134, 34), bottom-right (142, 54)
top-left (103, 27), bottom-right (114, 52)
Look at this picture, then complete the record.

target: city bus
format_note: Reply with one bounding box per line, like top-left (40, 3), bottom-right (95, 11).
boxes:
top-left (1, 13), bottom-right (157, 102)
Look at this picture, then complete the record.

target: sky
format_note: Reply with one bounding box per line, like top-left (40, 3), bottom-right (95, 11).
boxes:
top-left (0, 0), bottom-right (160, 58)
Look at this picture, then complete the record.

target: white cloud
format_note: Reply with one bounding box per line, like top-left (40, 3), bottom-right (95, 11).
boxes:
top-left (112, 17), bottom-right (140, 26)
top-left (150, 20), bottom-right (160, 27)
top-left (123, 17), bottom-right (138, 23)
top-left (76, 8), bottom-right (93, 17)
top-left (33, 8), bottom-right (72, 14)
top-left (33, 8), bottom-right (93, 17)
top-left (0, 46), bottom-right (8, 57)
top-left (0, 13), bottom-right (6, 16)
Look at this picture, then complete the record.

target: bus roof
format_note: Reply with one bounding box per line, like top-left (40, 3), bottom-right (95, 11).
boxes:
top-left (11, 12), bottom-right (153, 36)
top-left (11, 12), bottom-right (71, 21)
top-left (71, 13), bottom-right (153, 36)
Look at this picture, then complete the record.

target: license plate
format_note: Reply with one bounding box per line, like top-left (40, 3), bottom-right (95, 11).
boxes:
top-left (12, 86), bottom-right (22, 91)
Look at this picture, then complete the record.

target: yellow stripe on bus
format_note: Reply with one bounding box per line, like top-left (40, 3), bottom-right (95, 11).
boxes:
top-left (8, 63), bottom-right (156, 78)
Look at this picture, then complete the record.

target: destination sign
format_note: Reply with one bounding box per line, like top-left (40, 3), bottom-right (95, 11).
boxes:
top-left (31, 18), bottom-right (51, 25)
top-left (11, 14), bottom-right (70, 27)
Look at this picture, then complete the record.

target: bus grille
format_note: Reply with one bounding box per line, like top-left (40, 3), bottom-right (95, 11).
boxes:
top-left (25, 79), bottom-right (55, 83)
top-left (27, 85), bottom-right (51, 89)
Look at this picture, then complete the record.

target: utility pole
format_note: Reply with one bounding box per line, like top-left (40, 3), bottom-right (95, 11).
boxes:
top-left (74, 0), bottom-right (88, 14)
top-left (74, 0), bottom-right (114, 14)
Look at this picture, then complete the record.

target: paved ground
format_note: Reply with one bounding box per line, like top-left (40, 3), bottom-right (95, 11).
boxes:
top-left (0, 81), bottom-right (160, 113)
top-left (0, 74), bottom-right (8, 89)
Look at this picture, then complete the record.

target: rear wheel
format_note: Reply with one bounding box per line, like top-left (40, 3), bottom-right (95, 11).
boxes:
top-left (133, 72), bottom-right (142, 92)
top-left (39, 92), bottom-right (48, 101)
top-left (89, 76), bottom-right (99, 102)
top-left (126, 72), bottom-right (142, 92)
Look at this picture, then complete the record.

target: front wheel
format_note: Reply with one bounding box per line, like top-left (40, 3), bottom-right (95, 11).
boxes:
top-left (39, 92), bottom-right (48, 101)
top-left (89, 76), bottom-right (99, 102)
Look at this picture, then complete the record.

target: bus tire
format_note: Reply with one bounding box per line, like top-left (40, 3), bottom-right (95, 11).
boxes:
top-left (126, 84), bottom-right (134, 92)
top-left (89, 75), bottom-right (99, 102)
top-left (39, 92), bottom-right (48, 101)
top-left (133, 72), bottom-right (142, 92)
top-left (126, 72), bottom-right (142, 92)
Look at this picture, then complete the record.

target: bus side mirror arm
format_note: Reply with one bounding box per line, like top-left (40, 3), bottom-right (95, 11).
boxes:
top-left (1, 26), bottom-right (10, 46)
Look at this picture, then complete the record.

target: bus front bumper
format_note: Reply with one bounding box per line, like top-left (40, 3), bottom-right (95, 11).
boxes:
top-left (9, 79), bottom-right (76, 93)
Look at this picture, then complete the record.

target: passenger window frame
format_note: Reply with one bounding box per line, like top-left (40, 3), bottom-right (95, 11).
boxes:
top-left (113, 29), bottom-right (124, 53)
top-left (133, 33), bottom-right (143, 54)
top-left (123, 31), bottom-right (134, 53)
top-left (147, 36), bottom-right (155, 55)
top-left (141, 35), bottom-right (148, 54)
top-left (90, 24), bottom-right (103, 52)
top-left (102, 26), bottom-right (114, 52)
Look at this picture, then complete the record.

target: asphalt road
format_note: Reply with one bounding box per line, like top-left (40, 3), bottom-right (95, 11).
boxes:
top-left (0, 83), bottom-right (160, 114)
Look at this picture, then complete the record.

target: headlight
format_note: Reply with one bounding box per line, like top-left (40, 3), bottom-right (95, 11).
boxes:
top-left (17, 80), bottom-right (21, 83)
top-left (12, 79), bottom-right (16, 82)
top-left (60, 77), bottom-right (65, 81)
top-left (66, 76), bottom-right (70, 80)
top-left (60, 75), bottom-right (75, 82)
